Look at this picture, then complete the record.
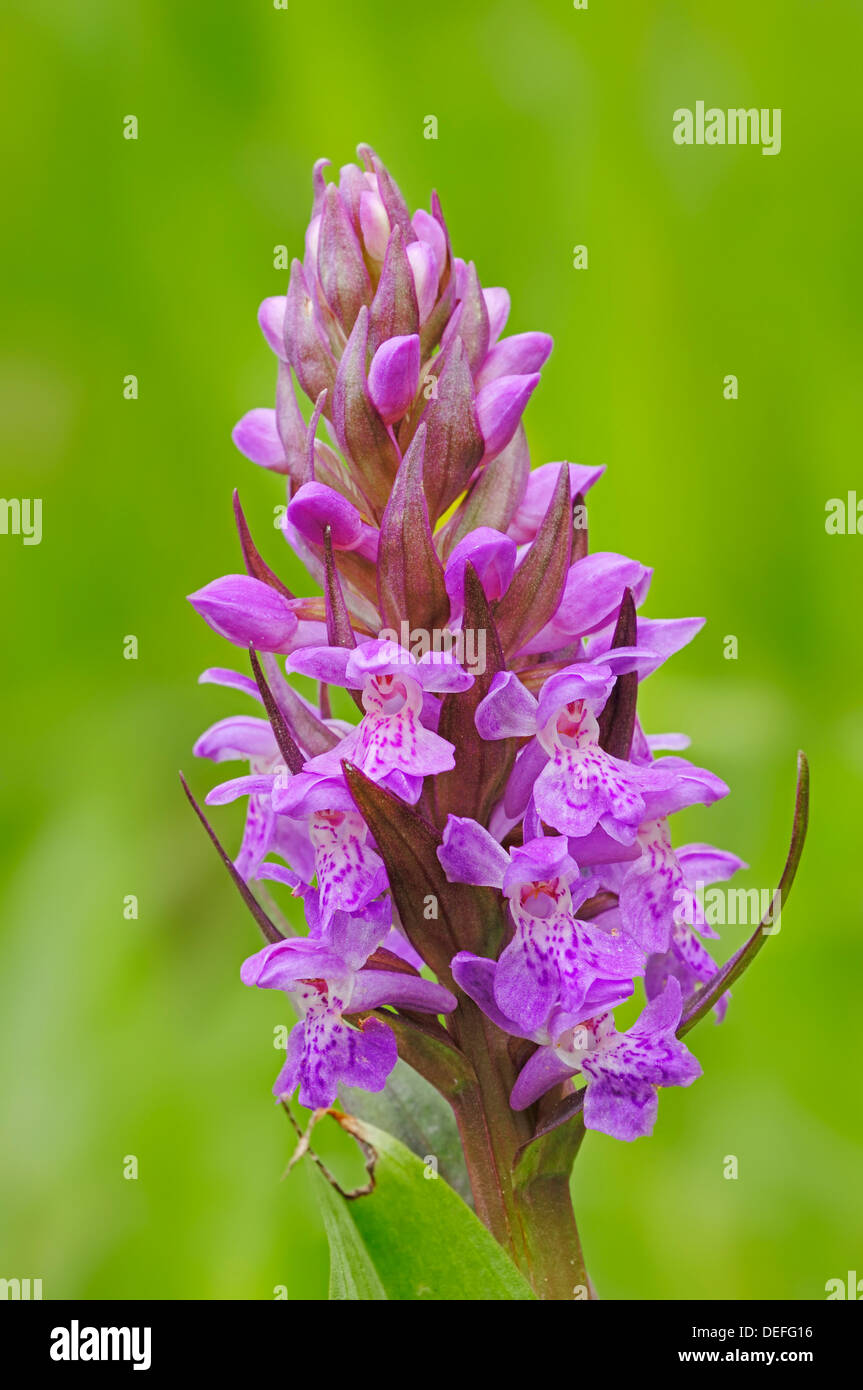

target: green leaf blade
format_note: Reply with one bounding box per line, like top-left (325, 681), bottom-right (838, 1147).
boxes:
top-left (310, 1162), bottom-right (388, 1301)
top-left (309, 1115), bottom-right (535, 1301)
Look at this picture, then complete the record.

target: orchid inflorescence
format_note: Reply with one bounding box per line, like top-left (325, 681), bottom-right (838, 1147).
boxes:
top-left (184, 146), bottom-right (808, 1298)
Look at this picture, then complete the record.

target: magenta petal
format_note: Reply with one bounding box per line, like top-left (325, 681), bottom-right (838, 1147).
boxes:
top-left (568, 825), bottom-right (641, 866)
top-left (241, 936), bottom-right (344, 989)
top-left (349, 970), bottom-right (457, 1015)
top-left (258, 296), bottom-right (287, 359)
top-left (197, 667), bottom-right (263, 703)
top-left (641, 757), bottom-right (730, 819)
top-left (367, 334), bottom-right (421, 425)
top-left (452, 952), bottom-right (536, 1038)
top-left (437, 815), bottom-right (509, 887)
top-left (284, 645), bottom-right (353, 686)
top-left (475, 670), bottom-right (539, 740)
top-left (587, 615), bottom-right (705, 671)
top-left (503, 737), bottom-right (549, 818)
top-left (322, 898), bottom-right (393, 970)
top-left (359, 189), bottom-right (390, 260)
top-left (271, 771), bottom-right (356, 818)
top-left (194, 715), bottom-right (277, 763)
top-left (232, 408), bottom-right (288, 472)
top-left (476, 373), bottom-right (540, 463)
top-left (256, 860), bottom-right (310, 893)
top-left (503, 835), bottom-right (577, 894)
top-left (205, 773), bottom-right (275, 806)
top-left (444, 527), bottom-right (517, 617)
top-left (406, 239), bottom-right (439, 323)
top-left (414, 650), bottom-right (474, 692)
top-left (510, 1045), bottom-right (575, 1110)
top-left (677, 842), bottom-right (748, 886)
top-left (483, 287), bottom-right (511, 342)
top-left (188, 574), bottom-right (299, 654)
top-left (475, 332), bottom-right (553, 389)
top-left (287, 481), bottom-right (365, 550)
top-left (411, 208), bottom-right (447, 278)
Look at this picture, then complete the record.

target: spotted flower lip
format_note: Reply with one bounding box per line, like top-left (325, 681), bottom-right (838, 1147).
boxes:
top-left (620, 837), bottom-right (748, 1022)
top-left (241, 901), bottom-right (457, 1109)
top-left (283, 639), bottom-right (474, 796)
top-left (289, 803), bottom-right (387, 925)
top-left (512, 976), bottom-right (702, 1139)
top-left (438, 817), bottom-right (645, 1032)
top-left (476, 657), bottom-right (682, 843)
top-left (601, 820), bottom-right (744, 958)
top-left (450, 956), bottom-right (700, 1139)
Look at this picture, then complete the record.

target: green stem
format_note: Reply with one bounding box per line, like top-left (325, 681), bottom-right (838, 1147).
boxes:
top-left (447, 998), bottom-right (590, 1298)
top-left (448, 999), bottom-right (532, 1268)
top-left (512, 1116), bottom-right (591, 1300)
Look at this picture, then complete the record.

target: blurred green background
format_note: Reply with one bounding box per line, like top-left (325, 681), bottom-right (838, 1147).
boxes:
top-left (2, 0), bottom-right (861, 1300)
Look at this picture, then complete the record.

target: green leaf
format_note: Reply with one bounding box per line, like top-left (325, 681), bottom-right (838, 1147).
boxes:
top-left (308, 1113), bottom-right (535, 1300)
top-left (341, 1057), bottom-right (473, 1206)
top-left (310, 1163), bottom-right (388, 1301)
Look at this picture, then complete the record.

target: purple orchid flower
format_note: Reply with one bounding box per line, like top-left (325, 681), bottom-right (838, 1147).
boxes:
top-left (477, 656), bottom-right (680, 843)
top-left (194, 692), bottom-right (314, 883)
top-left (438, 816), bottom-right (645, 1032)
top-left (266, 770), bottom-right (389, 925)
top-left (599, 812), bottom-right (738, 956)
top-left (451, 954), bottom-right (699, 1140)
top-left (242, 896), bottom-right (456, 1109)
top-left (287, 639), bottom-right (473, 800)
top-left (641, 840), bottom-right (748, 1023)
top-left (513, 976), bottom-right (701, 1140)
